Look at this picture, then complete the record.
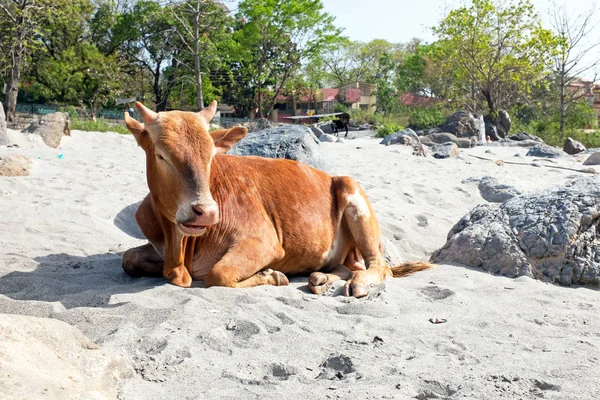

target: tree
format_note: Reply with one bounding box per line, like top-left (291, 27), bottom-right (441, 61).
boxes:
top-left (235, 0), bottom-right (341, 118)
top-left (433, 0), bottom-right (558, 116)
top-left (549, 2), bottom-right (600, 131)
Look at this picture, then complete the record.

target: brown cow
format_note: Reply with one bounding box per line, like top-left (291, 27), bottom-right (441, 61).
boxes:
top-left (122, 101), bottom-right (432, 297)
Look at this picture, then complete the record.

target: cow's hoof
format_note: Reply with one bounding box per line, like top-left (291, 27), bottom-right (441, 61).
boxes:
top-left (344, 272), bottom-right (370, 298)
top-left (308, 272), bottom-right (332, 295)
top-left (261, 269), bottom-right (289, 286)
top-left (166, 268), bottom-right (192, 288)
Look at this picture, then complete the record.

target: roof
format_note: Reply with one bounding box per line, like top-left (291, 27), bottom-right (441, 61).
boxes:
top-left (283, 112), bottom-right (344, 120)
top-left (400, 93), bottom-right (442, 107)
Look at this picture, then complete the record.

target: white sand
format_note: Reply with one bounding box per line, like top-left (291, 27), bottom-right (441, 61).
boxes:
top-left (1, 129), bottom-right (599, 399)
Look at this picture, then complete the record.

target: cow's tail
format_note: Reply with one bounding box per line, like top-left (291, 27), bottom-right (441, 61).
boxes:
top-left (389, 262), bottom-right (435, 278)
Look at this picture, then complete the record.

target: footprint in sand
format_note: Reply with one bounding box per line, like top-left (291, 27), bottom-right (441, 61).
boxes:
top-left (421, 285), bottom-right (455, 300)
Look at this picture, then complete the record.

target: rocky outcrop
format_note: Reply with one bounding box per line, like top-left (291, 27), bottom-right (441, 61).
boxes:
top-left (583, 152), bottom-right (600, 166)
top-left (420, 132), bottom-right (472, 149)
top-left (319, 133), bottom-right (337, 143)
top-left (509, 132), bottom-right (544, 143)
top-left (0, 154), bottom-right (32, 176)
top-left (477, 176), bottom-right (521, 203)
top-left (497, 110), bottom-right (511, 138)
top-left (431, 142), bottom-right (459, 159)
top-left (563, 137), bottom-right (586, 155)
top-left (0, 314), bottom-right (132, 399)
top-left (438, 111), bottom-right (482, 138)
top-left (25, 112), bottom-right (70, 148)
top-left (229, 125), bottom-right (328, 170)
top-left (432, 176), bottom-right (600, 285)
top-left (379, 128), bottom-right (419, 146)
top-left (526, 144), bottom-right (567, 158)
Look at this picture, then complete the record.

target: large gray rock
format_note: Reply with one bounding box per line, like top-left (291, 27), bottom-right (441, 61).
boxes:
top-left (438, 111), bottom-right (481, 138)
top-left (309, 125), bottom-right (325, 138)
top-left (431, 142), bottom-right (459, 159)
top-left (25, 112), bottom-right (70, 148)
top-left (431, 176), bottom-right (600, 285)
top-left (497, 110), bottom-right (511, 138)
top-left (0, 154), bottom-right (32, 176)
top-left (0, 101), bottom-right (7, 146)
top-left (379, 128), bottom-right (419, 146)
top-left (563, 137), bottom-right (586, 155)
top-left (509, 132), bottom-right (544, 143)
top-left (583, 152), bottom-right (600, 166)
top-left (477, 176), bottom-right (521, 203)
top-left (420, 132), bottom-right (472, 149)
top-left (319, 133), bottom-right (337, 143)
top-left (229, 125), bottom-right (328, 170)
top-left (526, 144), bottom-right (567, 158)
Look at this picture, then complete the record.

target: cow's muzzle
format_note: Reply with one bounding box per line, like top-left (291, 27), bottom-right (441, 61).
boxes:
top-left (177, 201), bottom-right (219, 236)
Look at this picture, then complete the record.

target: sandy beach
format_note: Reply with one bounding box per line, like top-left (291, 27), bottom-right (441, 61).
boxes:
top-left (1, 129), bottom-right (599, 399)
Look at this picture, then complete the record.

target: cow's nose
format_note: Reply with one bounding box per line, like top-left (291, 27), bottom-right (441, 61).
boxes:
top-left (191, 202), bottom-right (219, 225)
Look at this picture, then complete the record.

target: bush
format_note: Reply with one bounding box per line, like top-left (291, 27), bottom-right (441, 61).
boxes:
top-left (375, 123), bottom-right (404, 138)
top-left (71, 116), bottom-right (130, 135)
top-left (408, 107), bottom-right (446, 129)
top-left (333, 103), bottom-right (348, 113)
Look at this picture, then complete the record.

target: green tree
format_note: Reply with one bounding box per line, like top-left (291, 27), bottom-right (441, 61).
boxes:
top-left (235, 0), bottom-right (341, 118)
top-left (433, 0), bottom-right (558, 116)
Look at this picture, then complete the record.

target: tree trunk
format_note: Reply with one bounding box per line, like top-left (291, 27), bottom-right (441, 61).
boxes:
top-left (4, 29), bottom-right (24, 123)
top-left (153, 64), bottom-right (166, 111)
top-left (193, 4), bottom-right (204, 110)
top-left (559, 72), bottom-right (566, 132)
top-left (481, 89), bottom-right (496, 117)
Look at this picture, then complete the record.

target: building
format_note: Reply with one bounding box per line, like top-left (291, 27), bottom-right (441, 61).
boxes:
top-left (566, 79), bottom-right (600, 125)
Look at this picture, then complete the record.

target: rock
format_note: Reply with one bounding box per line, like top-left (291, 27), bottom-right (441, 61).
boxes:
top-left (477, 177), bottom-right (521, 203)
top-left (358, 124), bottom-right (373, 131)
top-left (0, 314), bottom-right (132, 399)
top-left (526, 144), bottom-right (567, 158)
top-left (412, 143), bottom-right (429, 157)
top-left (420, 132), bottom-right (472, 149)
top-left (318, 122), bottom-right (334, 134)
top-left (438, 111), bottom-right (482, 138)
top-left (431, 176), bottom-right (600, 285)
top-left (484, 116), bottom-right (500, 141)
top-left (310, 125), bottom-right (325, 138)
top-left (509, 132), bottom-right (544, 143)
top-left (230, 125), bottom-right (328, 170)
top-left (0, 101), bottom-right (7, 146)
top-left (25, 112), bottom-right (70, 148)
top-left (379, 128), bottom-right (419, 146)
top-left (497, 110), bottom-right (511, 138)
top-left (431, 142), bottom-right (459, 159)
top-left (482, 139), bottom-right (542, 148)
top-left (0, 154), bottom-right (32, 176)
top-left (563, 137), bottom-right (586, 155)
top-left (583, 152), bottom-right (600, 166)
top-left (319, 133), bottom-right (337, 143)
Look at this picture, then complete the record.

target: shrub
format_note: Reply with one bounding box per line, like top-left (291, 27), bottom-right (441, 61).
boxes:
top-left (408, 107), bottom-right (446, 129)
top-left (333, 103), bottom-right (348, 113)
top-left (375, 123), bottom-right (404, 138)
top-left (71, 116), bottom-right (130, 135)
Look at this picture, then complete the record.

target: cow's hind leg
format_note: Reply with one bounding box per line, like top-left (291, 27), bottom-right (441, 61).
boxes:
top-left (308, 265), bottom-right (352, 294)
top-left (336, 177), bottom-right (389, 298)
top-left (122, 243), bottom-right (164, 277)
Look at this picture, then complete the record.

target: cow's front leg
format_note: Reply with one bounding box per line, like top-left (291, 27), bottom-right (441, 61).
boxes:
top-left (162, 228), bottom-right (192, 288)
top-left (205, 237), bottom-right (286, 289)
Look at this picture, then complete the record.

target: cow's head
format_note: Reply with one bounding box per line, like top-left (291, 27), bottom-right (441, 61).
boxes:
top-left (124, 101), bottom-right (247, 236)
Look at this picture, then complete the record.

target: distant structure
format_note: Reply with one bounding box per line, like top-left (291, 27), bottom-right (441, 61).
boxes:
top-left (566, 79), bottom-right (600, 125)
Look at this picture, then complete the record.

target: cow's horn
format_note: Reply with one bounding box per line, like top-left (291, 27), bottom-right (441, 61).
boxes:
top-left (135, 101), bottom-right (158, 125)
top-left (199, 100), bottom-right (217, 121)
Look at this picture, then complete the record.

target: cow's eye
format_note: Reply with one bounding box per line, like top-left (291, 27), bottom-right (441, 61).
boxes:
top-left (156, 153), bottom-right (170, 164)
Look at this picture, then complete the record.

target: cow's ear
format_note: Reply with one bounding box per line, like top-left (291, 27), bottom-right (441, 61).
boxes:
top-left (210, 126), bottom-right (248, 154)
top-left (124, 112), bottom-right (147, 146)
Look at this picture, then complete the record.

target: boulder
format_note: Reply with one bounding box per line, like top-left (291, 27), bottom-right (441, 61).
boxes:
top-left (583, 152), bottom-right (600, 166)
top-left (319, 133), bottom-right (337, 143)
top-left (379, 128), bottom-right (419, 146)
top-left (431, 142), bottom-right (459, 159)
top-left (25, 112), bottom-right (70, 148)
top-left (438, 111), bottom-right (482, 138)
top-left (318, 122), bottom-right (334, 134)
top-left (477, 176), bottom-right (521, 203)
top-left (229, 125), bottom-right (328, 170)
top-left (0, 314), bottom-right (132, 399)
top-left (563, 137), bottom-right (586, 155)
top-left (0, 154), bottom-right (32, 176)
top-left (509, 132), bottom-right (544, 143)
top-left (0, 101), bottom-right (7, 146)
top-left (412, 143), bottom-right (429, 157)
top-left (484, 116), bottom-right (500, 141)
top-left (420, 132), bottom-right (472, 149)
top-left (497, 110), bottom-right (511, 138)
top-left (431, 176), bottom-right (600, 285)
top-left (526, 144), bottom-right (567, 158)
top-left (309, 125), bottom-right (325, 138)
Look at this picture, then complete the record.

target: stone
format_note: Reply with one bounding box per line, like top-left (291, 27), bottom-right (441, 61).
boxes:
top-left (484, 116), bottom-right (500, 141)
top-left (412, 143), bottom-right (429, 157)
top-left (0, 101), bottom-right (7, 146)
top-left (25, 112), bottom-right (70, 148)
top-left (431, 142), bottom-right (459, 159)
top-left (229, 125), bottom-right (328, 170)
top-left (319, 133), bottom-right (337, 143)
top-left (309, 125), bottom-right (325, 138)
top-left (563, 137), bottom-right (586, 155)
top-left (431, 176), bottom-right (600, 286)
top-left (509, 132), bottom-right (544, 143)
top-left (477, 177), bottom-right (521, 203)
top-left (0, 314), bottom-right (132, 399)
top-left (497, 110), bottom-right (511, 138)
top-left (438, 111), bottom-right (482, 138)
top-left (420, 132), bottom-right (472, 149)
top-left (0, 154), bottom-right (32, 176)
top-left (526, 144), bottom-right (567, 158)
top-left (379, 128), bottom-right (419, 146)
top-left (583, 152), bottom-right (600, 166)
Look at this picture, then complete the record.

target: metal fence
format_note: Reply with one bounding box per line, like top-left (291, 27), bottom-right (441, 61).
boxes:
top-left (15, 103), bottom-right (138, 120)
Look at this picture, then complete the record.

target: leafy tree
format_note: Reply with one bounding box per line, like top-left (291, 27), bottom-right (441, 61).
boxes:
top-left (235, 0), bottom-right (341, 118)
top-left (432, 0), bottom-right (558, 117)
